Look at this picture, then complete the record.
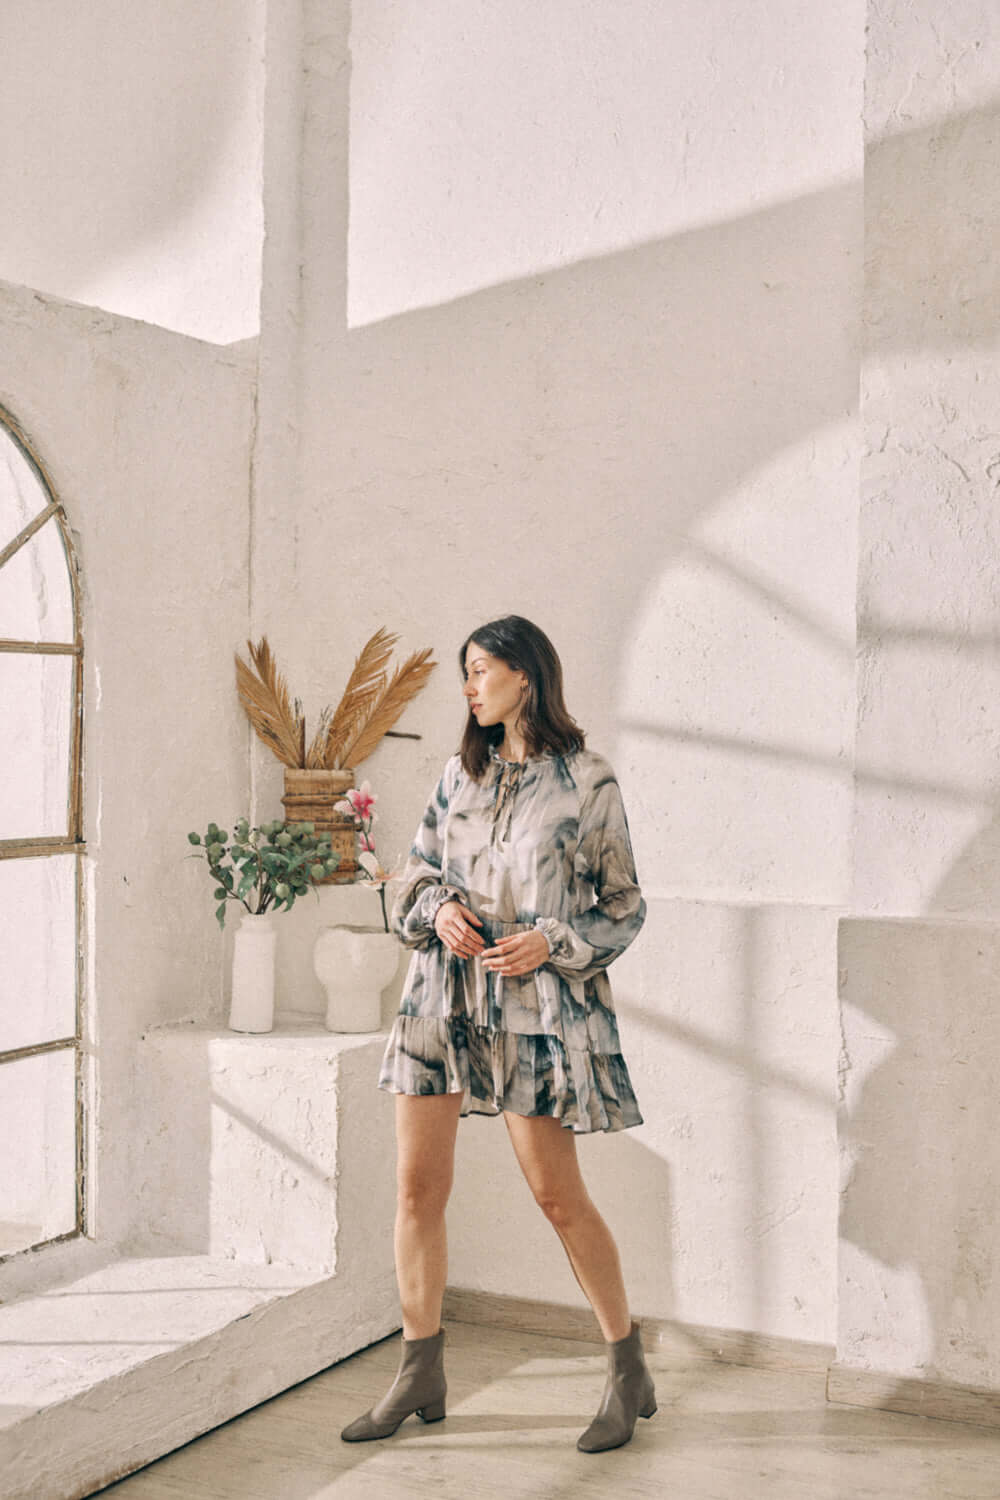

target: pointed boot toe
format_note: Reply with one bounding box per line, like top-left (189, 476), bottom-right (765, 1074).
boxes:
top-left (340, 1329), bottom-right (447, 1443)
top-left (577, 1321), bottom-right (656, 1453)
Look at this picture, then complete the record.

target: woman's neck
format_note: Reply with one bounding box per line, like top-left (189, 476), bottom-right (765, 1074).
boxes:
top-left (498, 716), bottom-right (527, 763)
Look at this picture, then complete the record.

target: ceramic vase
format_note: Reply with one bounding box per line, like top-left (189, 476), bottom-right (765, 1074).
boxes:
top-left (228, 911), bottom-right (276, 1032)
top-left (313, 925), bottom-right (399, 1032)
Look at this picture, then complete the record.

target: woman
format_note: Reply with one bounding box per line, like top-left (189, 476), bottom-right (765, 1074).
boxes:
top-left (340, 615), bottom-right (654, 1454)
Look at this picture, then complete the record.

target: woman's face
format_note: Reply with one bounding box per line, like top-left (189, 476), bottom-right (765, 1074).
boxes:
top-left (463, 644), bottom-right (527, 728)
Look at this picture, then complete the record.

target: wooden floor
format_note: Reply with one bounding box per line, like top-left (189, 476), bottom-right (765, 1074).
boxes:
top-left (94, 1321), bottom-right (1000, 1500)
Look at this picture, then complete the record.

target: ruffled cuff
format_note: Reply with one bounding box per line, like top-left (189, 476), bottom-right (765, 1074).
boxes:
top-left (415, 883), bottom-right (466, 931)
top-left (534, 916), bottom-right (593, 969)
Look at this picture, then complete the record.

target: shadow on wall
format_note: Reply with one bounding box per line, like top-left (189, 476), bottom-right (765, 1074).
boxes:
top-left (265, 11), bottom-right (858, 1351)
top-left (294, 174), bottom-right (863, 742)
top-left (840, 102), bottom-right (1000, 1394)
top-left (855, 97), bottom-right (1000, 921)
top-left (837, 919), bottom-right (1000, 1390)
top-left (257, 0), bottom-right (864, 1026)
top-left (42, 0), bottom-right (989, 1368)
top-left (266, 15), bottom-right (996, 1354)
top-left (448, 899), bottom-right (838, 1343)
top-left (0, 0), bottom-right (260, 340)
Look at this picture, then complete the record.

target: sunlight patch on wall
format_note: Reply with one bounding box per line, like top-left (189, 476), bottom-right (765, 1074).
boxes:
top-left (617, 423), bottom-right (857, 905)
top-left (347, 0), bottom-right (863, 326)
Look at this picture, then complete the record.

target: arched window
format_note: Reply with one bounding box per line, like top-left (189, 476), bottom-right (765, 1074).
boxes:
top-left (0, 404), bottom-right (84, 1260)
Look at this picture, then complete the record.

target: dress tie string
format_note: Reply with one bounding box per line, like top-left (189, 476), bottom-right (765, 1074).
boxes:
top-left (491, 760), bottom-right (523, 844)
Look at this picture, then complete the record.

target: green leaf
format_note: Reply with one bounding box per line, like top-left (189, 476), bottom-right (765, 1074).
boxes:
top-left (188, 832), bottom-right (201, 845)
top-left (214, 887), bottom-right (227, 900)
top-left (215, 902), bottom-right (227, 928)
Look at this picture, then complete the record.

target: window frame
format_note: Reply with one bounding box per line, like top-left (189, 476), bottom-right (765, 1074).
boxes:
top-left (0, 401), bottom-right (86, 1259)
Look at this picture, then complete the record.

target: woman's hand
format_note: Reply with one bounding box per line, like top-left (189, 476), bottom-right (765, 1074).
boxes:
top-left (481, 929), bottom-right (551, 977)
top-left (434, 899), bottom-right (485, 959)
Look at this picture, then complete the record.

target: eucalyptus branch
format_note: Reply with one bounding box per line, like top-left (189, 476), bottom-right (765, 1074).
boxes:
top-left (187, 818), bottom-right (340, 928)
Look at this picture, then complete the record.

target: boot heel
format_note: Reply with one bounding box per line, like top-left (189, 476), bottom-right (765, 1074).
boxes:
top-left (640, 1397), bottom-right (657, 1419)
top-left (417, 1397), bottom-right (446, 1423)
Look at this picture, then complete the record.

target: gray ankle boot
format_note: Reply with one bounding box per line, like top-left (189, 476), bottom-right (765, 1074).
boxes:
top-left (576, 1320), bottom-right (657, 1453)
top-left (340, 1328), bottom-right (447, 1442)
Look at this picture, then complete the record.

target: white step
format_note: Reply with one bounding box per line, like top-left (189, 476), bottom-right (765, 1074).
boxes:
top-left (1, 1024), bottom-right (400, 1499)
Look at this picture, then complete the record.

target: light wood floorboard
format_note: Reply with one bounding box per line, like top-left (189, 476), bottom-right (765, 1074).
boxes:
top-left (93, 1321), bottom-right (1000, 1500)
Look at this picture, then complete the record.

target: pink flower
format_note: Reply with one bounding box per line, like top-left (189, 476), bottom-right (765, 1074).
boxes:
top-left (359, 831), bottom-right (374, 853)
top-left (347, 782), bottom-right (377, 821)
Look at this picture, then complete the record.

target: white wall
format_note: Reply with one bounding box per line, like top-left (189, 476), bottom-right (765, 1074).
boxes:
top-left (837, 0), bottom-right (1000, 1390)
top-left (0, 1), bottom-right (265, 345)
top-left (0, 281), bottom-right (253, 1246)
top-left (347, 0), bottom-right (859, 325)
top-left (7, 0), bottom-right (996, 1392)
top-left (247, 0), bottom-right (862, 1347)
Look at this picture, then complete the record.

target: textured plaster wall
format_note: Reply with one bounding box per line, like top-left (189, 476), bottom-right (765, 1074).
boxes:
top-left (347, 0), bottom-right (859, 326)
top-left (0, 1), bottom-right (265, 344)
top-left (247, 0), bottom-right (862, 1347)
top-left (837, 0), bottom-right (1000, 1389)
top-left (8, 0), bottom-right (994, 1395)
top-left (0, 281), bottom-right (253, 1246)
top-left (838, 920), bottom-right (1000, 1389)
top-left (130, 1027), bottom-right (395, 1280)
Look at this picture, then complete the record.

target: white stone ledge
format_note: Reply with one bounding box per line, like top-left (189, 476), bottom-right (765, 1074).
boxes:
top-left (0, 1248), bottom-right (400, 1500)
top-left (131, 1021), bottom-right (394, 1272)
top-left (0, 1020), bottom-right (400, 1499)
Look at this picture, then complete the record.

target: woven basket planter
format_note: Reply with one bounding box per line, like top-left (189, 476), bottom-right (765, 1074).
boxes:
top-left (281, 768), bottom-right (357, 883)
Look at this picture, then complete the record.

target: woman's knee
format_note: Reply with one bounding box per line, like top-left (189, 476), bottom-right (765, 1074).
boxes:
top-left (533, 1183), bottom-right (589, 1233)
top-left (396, 1161), bottom-right (452, 1220)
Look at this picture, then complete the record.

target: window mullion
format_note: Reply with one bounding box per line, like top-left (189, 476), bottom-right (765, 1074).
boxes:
top-left (0, 499), bottom-right (61, 572)
top-left (0, 639), bottom-right (80, 654)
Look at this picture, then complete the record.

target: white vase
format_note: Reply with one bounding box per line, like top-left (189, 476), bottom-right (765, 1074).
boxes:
top-left (314, 925), bottom-right (399, 1033)
top-left (228, 912), bottom-right (277, 1033)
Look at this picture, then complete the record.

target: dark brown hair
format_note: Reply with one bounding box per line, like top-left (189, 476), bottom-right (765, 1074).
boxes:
top-left (458, 615), bottom-right (585, 778)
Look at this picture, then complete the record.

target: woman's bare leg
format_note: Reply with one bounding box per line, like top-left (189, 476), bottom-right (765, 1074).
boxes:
top-left (394, 1092), bottom-right (464, 1339)
top-left (503, 1112), bottom-right (631, 1342)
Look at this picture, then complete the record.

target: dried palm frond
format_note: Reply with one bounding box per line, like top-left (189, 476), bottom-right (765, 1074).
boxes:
top-left (321, 626), bottom-right (398, 769)
top-left (235, 637), bottom-right (305, 768)
top-left (339, 648), bottom-right (437, 767)
top-left (304, 705), bottom-right (333, 769)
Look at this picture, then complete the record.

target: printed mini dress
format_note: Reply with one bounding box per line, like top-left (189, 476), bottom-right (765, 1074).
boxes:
top-left (378, 745), bottom-right (646, 1133)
